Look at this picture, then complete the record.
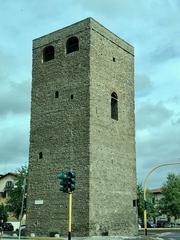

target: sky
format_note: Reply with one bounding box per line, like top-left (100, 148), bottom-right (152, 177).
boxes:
top-left (0, 0), bottom-right (180, 189)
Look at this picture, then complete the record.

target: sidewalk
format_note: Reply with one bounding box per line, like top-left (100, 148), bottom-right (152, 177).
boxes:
top-left (2, 233), bottom-right (28, 239)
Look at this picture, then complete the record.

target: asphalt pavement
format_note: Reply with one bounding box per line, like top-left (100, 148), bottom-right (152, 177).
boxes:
top-left (1, 229), bottom-right (180, 240)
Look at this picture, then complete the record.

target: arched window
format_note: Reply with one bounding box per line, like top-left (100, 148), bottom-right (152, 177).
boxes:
top-left (66, 36), bottom-right (79, 54)
top-left (5, 181), bottom-right (14, 189)
top-left (4, 181), bottom-right (14, 197)
top-left (111, 92), bottom-right (118, 120)
top-left (43, 45), bottom-right (55, 62)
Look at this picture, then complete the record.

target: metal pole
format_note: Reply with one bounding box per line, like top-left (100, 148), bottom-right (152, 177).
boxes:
top-left (18, 178), bottom-right (26, 240)
top-left (143, 162), bottom-right (180, 236)
top-left (143, 209), bottom-right (147, 236)
top-left (68, 192), bottom-right (72, 240)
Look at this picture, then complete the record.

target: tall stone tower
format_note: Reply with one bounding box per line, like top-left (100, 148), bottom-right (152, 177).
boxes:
top-left (26, 18), bottom-right (137, 237)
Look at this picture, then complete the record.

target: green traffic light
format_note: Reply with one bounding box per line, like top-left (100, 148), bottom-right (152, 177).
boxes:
top-left (58, 172), bottom-right (68, 180)
top-left (71, 179), bottom-right (75, 184)
top-left (67, 171), bottom-right (76, 192)
top-left (60, 186), bottom-right (68, 193)
top-left (70, 184), bottom-right (75, 191)
top-left (68, 171), bottom-right (76, 178)
top-left (58, 170), bottom-right (76, 193)
top-left (58, 172), bottom-right (69, 193)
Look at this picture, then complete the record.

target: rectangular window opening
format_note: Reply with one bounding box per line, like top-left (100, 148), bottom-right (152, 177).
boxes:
top-left (133, 199), bottom-right (137, 207)
top-left (55, 91), bottom-right (59, 98)
top-left (39, 152), bottom-right (43, 159)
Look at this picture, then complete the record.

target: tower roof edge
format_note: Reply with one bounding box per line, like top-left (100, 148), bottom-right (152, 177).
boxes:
top-left (32, 17), bottom-right (133, 55)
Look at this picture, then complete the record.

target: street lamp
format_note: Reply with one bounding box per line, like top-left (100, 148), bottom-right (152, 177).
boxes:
top-left (18, 178), bottom-right (26, 240)
top-left (143, 161), bottom-right (180, 236)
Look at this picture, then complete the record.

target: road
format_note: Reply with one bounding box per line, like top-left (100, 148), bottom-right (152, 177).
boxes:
top-left (161, 232), bottom-right (180, 239)
top-left (139, 229), bottom-right (180, 239)
top-left (2, 229), bottom-right (180, 240)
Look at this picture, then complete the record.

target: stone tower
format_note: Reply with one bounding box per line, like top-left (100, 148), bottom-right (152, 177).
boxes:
top-left (26, 18), bottom-right (137, 237)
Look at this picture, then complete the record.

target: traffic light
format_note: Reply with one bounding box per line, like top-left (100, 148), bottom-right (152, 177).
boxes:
top-left (68, 171), bottom-right (76, 192)
top-left (57, 170), bottom-right (76, 240)
top-left (58, 172), bottom-right (68, 193)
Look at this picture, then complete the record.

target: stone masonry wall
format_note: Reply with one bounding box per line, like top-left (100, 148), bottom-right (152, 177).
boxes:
top-left (27, 18), bottom-right (91, 236)
top-left (89, 19), bottom-right (137, 235)
top-left (27, 18), bottom-right (138, 237)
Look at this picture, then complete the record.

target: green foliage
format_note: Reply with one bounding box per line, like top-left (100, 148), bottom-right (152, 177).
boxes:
top-left (6, 165), bottom-right (28, 219)
top-left (137, 183), bottom-right (144, 221)
top-left (137, 183), bottom-right (156, 222)
top-left (0, 203), bottom-right (8, 222)
top-left (159, 173), bottom-right (180, 220)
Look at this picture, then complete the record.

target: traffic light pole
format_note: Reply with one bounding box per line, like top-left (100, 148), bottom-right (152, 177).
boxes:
top-left (143, 208), bottom-right (147, 236)
top-left (58, 170), bottom-right (76, 240)
top-left (68, 192), bottom-right (72, 240)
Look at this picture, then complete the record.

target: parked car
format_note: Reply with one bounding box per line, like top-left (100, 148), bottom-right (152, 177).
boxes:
top-left (15, 225), bottom-right (26, 236)
top-left (141, 221), bottom-right (156, 228)
top-left (2, 222), bottom-right (14, 231)
top-left (157, 220), bottom-right (170, 228)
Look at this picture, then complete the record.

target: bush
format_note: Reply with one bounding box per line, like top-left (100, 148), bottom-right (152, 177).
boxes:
top-left (0, 203), bottom-right (8, 222)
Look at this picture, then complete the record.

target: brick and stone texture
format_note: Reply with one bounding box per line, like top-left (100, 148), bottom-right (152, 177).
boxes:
top-left (26, 18), bottom-right (138, 237)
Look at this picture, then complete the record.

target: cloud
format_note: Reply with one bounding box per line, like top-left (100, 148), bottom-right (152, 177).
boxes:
top-left (137, 126), bottom-right (180, 164)
top-left (173, 118), bottom-right (180, 125)
top-left (152, 43), bottom-right (180, 64)
top-left (135, 74), bottom-right (153, 98)
top-left (0, 0), bottom-right (179, 190)
top-left (0, 114), bottom-right (29, 173)
top-left (136, 118), bottom-right (180, 187)
top-left (0, 0), bottom-right (77, 42)
top-left (136, 102), bottom-right (173, 130)
top-left (0, 49), bottom-right (18, 81)
top-left (74, 0), bottom-right (156, 19)
top-left (0, 80), bottom-right (31, 116)
top-left (136, 99), bottom-right (180, 188)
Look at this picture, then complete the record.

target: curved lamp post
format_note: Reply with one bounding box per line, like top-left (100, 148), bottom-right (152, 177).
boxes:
top-left (143, 161), bottom-right (180, 236)
top-left (18, 178), bottom-right (26, 240)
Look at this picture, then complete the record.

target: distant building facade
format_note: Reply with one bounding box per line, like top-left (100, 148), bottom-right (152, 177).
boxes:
top-left (152, 188), bottom-right (163, 203)
top-left (151, 188), bottom-right (168, 224)
top-left (26, 18), bottom-right (137, 236)
top-left (151, 188), bottom-right (180, 227)
top-left (0, 173), bottom-right (17, 199)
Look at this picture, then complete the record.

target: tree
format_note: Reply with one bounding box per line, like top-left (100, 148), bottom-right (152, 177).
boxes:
top-left (137, 183), bottom-right (144, 222)
top-left (0, 203), bottom-right (8, 222)
top-left (137, 183), bottom-right (156, 223)
top-left (6, 165), bottom-right (28, 219)
top-left (159, 173), bottom-right (180, 221)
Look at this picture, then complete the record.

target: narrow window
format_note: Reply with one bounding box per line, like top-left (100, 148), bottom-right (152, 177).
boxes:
top-left (71, 94), bottom-right (74, 99)
top-left (43, 45), bottom-right (54, 62)
top-left (39, 152), bottom-right (43, 159)
top-left (133, 199), bottom-right (137, 207)
top-left (55, 91), bottom-right (59, 98)
top-left (5, 181), bottom-right (13, 188)
top-left (113, 57), bottom-right (116, 62)
top-left (66, 36), bottom-right (79, 54)
top-left (111, 92), bottom-right (118, 120)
